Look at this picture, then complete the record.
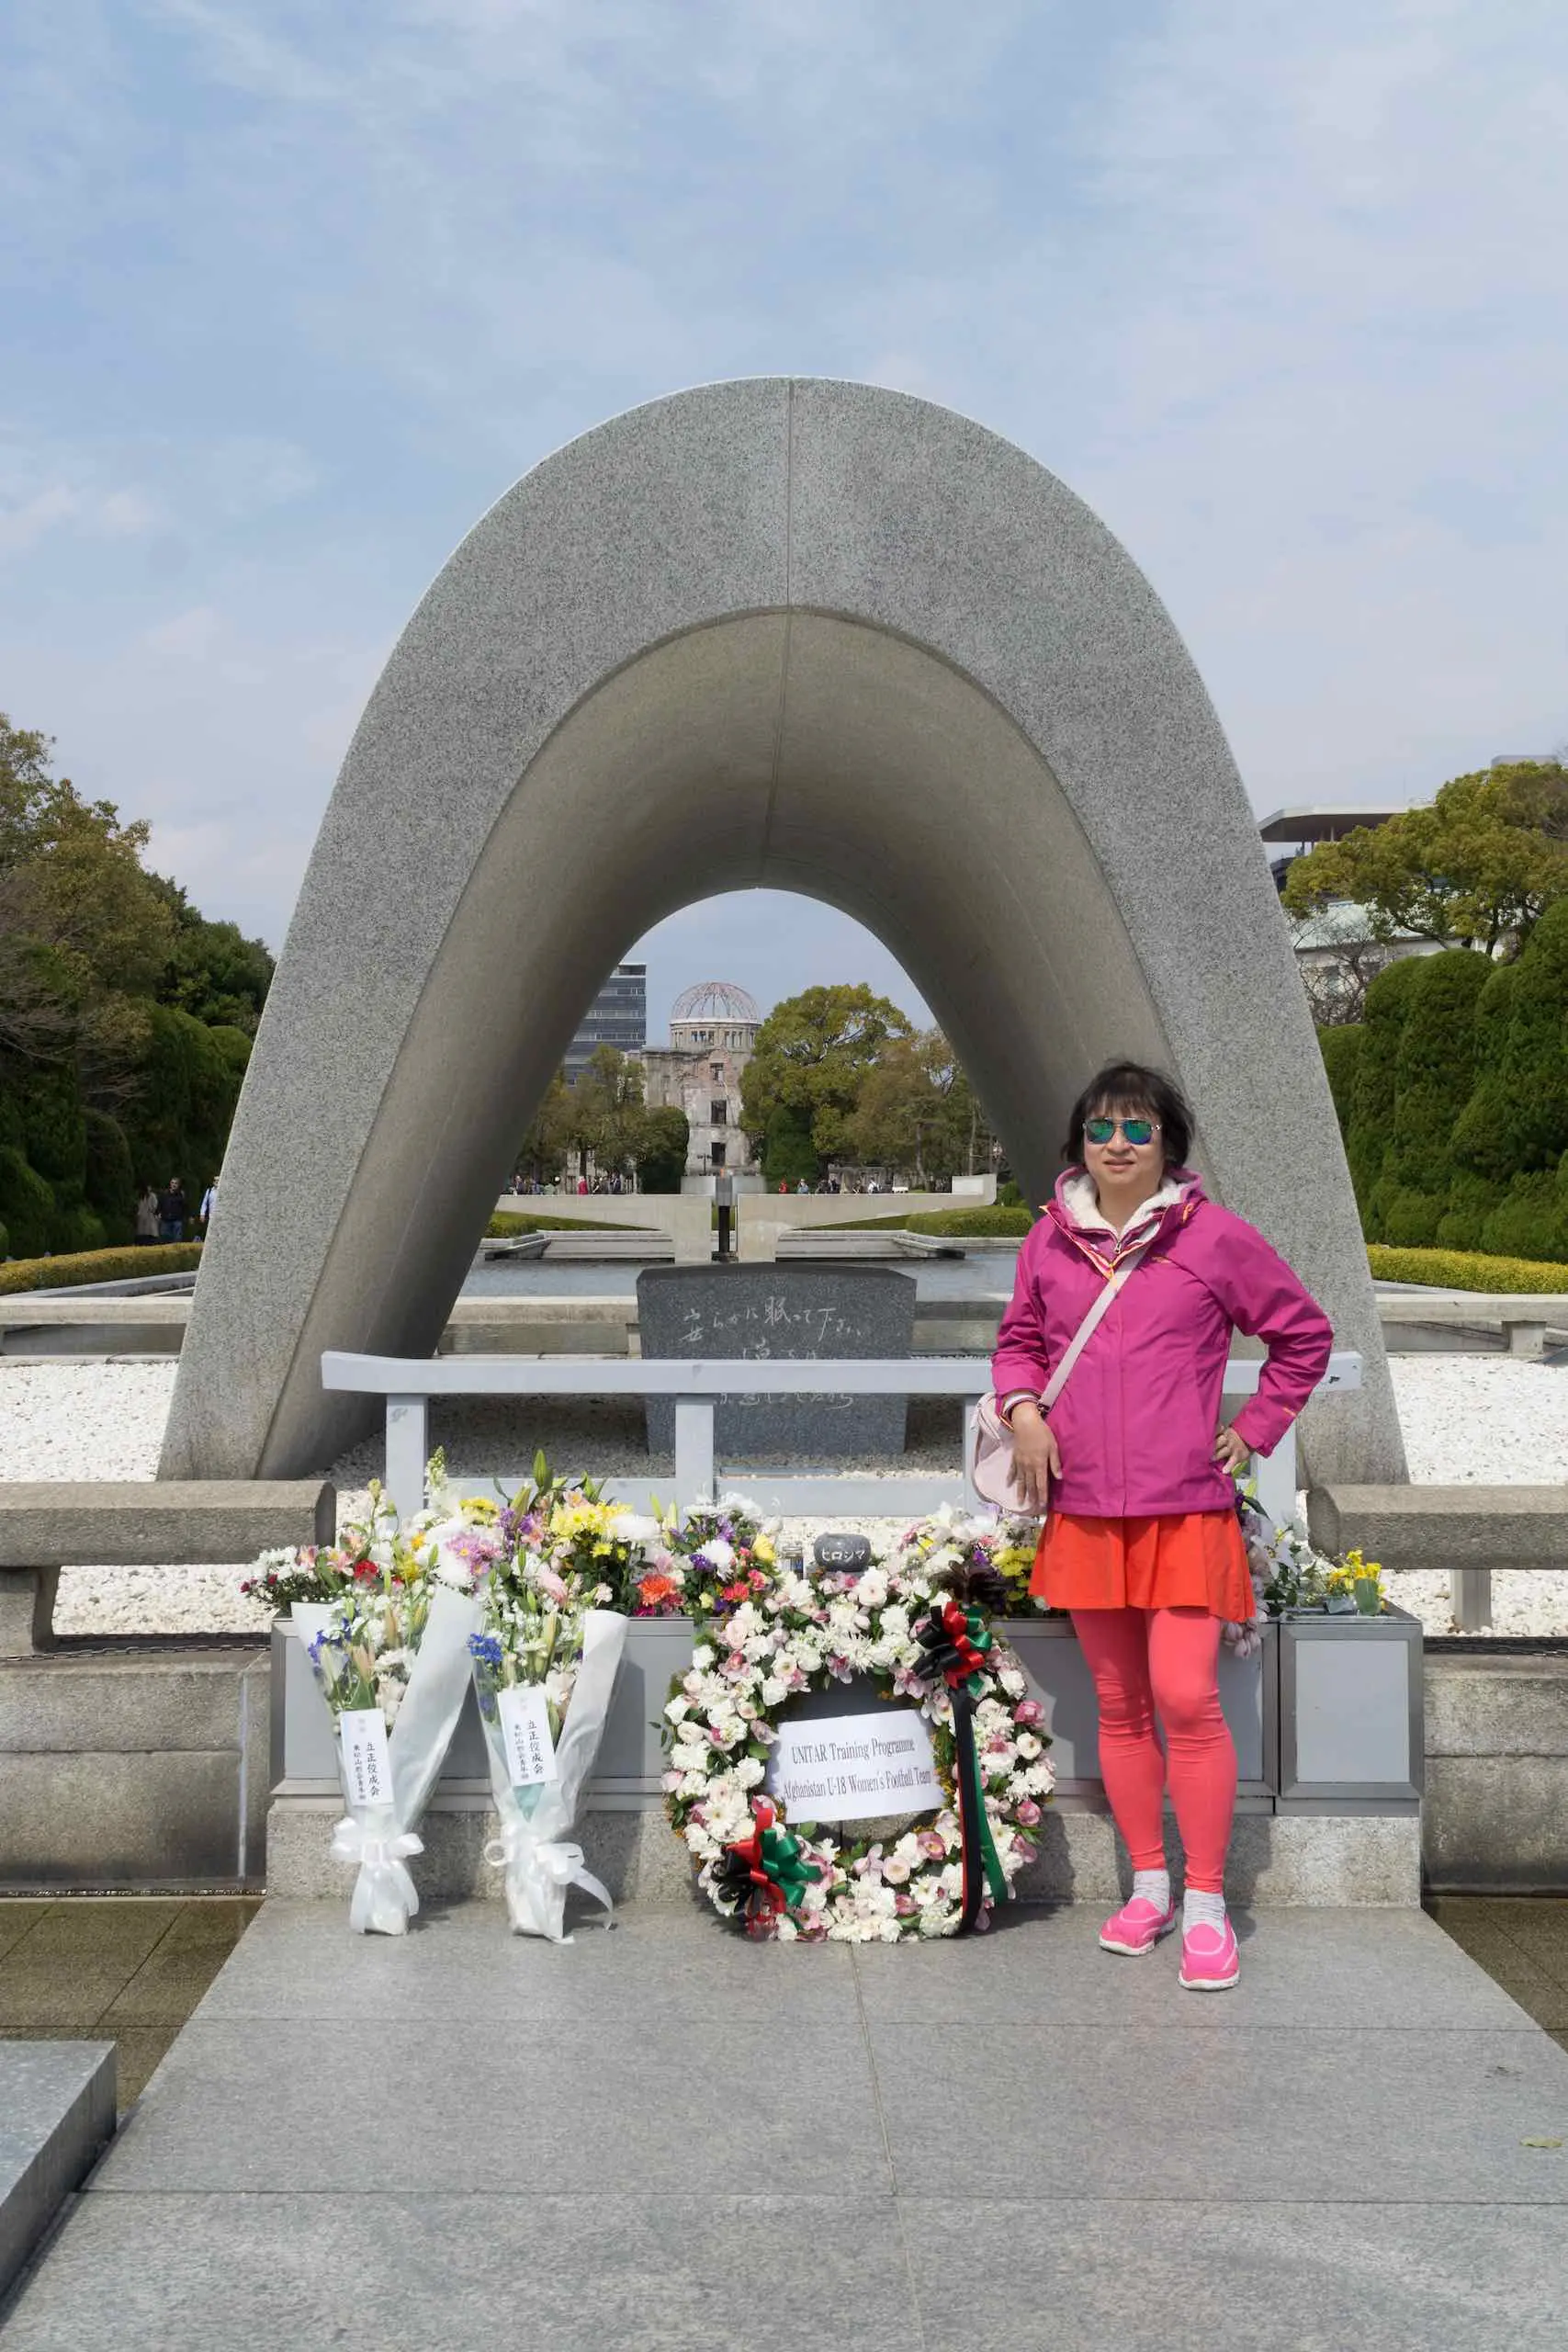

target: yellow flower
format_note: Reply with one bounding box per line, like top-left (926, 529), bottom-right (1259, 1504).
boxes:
top-left (753, 1536), bottom-right (775, 1564)
top-left (460, 1496), bottom-right (500, 1523)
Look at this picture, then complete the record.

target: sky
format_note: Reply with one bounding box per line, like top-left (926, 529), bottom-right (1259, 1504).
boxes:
top-left (2, 1), bottom-right (1564, 1039)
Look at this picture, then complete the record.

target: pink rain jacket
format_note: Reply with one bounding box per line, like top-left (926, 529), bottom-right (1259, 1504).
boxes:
top-left (990, 1170), bottom-right (1333, 1519)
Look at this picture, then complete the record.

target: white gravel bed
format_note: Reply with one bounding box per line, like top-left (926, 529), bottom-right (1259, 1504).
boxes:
top-left (2, 1355), bottom-right (1563, 1638)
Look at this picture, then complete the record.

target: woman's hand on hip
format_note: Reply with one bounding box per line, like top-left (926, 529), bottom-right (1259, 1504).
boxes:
top-left (1213, 1424), bottom-right (1250, 1476)
top-left (1010, 1403), bottom-right (1061, 1513)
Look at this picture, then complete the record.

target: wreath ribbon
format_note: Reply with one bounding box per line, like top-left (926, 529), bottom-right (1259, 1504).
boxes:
top-left (914, 1596), bottom-right (1011, 1932)
top-left (716, 1796), bottom-right (821, 1931)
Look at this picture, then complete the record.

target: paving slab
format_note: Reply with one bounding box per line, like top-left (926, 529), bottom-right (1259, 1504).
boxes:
top-left (7, 1900), bottom-right (1568, 2349)
top-left (0, 2192), bottom-right (915, 2352)
top-left (94, 2011), bottom-right (889, 2198)
top-left (903, 2197), bottom-right (1568, 2352)
top-left (852, 1904), bottom-right (1531, 2030)
top-left (870, 2018), bottom-right (1568, 2204)
top-left (192, 1897), bottom-right (855, 2022)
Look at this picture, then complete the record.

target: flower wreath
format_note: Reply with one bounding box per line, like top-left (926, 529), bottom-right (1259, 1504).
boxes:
top-left (662, 1555), bottom-right (1053, 1941)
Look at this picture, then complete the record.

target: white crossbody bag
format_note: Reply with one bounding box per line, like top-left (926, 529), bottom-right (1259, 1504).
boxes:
top-left (969, 1238), bottom-right (1155, 1517)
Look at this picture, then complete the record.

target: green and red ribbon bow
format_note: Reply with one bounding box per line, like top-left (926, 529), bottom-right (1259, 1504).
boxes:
top-left (913, 1592), bottom-right (1012, 1932)
top-left (716, 1796), bottom-right (820, 1934)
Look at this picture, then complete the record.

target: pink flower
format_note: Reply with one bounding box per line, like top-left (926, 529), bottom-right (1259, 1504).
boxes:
top-left (535, 1565), bottom-right (570, 1606)
top-left (894, 1892), bottom-right (918, 1917)
top-left (1016, 1797), bottom-right (1042, 1826)
top-left (1015, 1699), bottom-right (1044, 1727)
top-left (917, 1829), bottom-right (947, 1860)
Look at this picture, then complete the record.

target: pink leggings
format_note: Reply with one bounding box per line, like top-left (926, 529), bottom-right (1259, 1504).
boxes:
top-left (1071, 1607), bottom-right (1236, 1894)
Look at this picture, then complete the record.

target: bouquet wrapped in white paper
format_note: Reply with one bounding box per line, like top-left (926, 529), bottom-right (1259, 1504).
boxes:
top-left (469, 1544), bottom-right (627, 1941)
top-left (291, 1486), bottom-right (491, 1934)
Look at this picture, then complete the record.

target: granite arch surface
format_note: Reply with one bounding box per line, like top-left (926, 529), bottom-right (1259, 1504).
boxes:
top-left (162, 379), bottom-right (1405, 1485)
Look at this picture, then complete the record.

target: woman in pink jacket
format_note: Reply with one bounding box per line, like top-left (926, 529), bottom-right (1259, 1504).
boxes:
top-left (991, 1060), bottom-right (1331, 1989)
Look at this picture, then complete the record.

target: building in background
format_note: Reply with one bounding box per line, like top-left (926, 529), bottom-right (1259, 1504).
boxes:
top-left (639, 980), bottom-right (762, 1177)
top-left (1258, 804), bottom-right (1434, 1026)
top-left (565, 962), bottom-right (647, 1082)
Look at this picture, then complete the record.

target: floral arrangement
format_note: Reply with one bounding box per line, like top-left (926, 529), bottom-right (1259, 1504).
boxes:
top-left (662, 1550), bottom-right (1051, 1941)
top-left (1227, 1477), bottom-right (1385, 1618)
top-left (628, 1492), bottom-right (784, 1618)
top-left (891, 1501), bottom-right (1048, 1616)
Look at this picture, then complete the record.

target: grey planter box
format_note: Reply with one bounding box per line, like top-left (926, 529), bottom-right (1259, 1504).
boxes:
top-left (273, 1614), bottom-right (1278, 1812)
top-left (1275, 1604), bottom-right (1424, 1811)
top-left (1000, 1616), bottom-right (1277, 1810)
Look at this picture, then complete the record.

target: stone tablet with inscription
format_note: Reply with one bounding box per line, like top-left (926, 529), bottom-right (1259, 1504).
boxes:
top-left (636, 1265), bottom-right (914, 1459)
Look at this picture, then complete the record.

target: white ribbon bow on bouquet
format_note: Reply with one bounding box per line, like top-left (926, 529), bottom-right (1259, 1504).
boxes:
top-left (482, 1814), bottom-right (614, 1942)
top-left (298, 1582), bottom-right (483, 1937)
top-left (330, 1816), bottom-right (425, 1937)
top-left (480, 1607), bottom-right (627, 1943)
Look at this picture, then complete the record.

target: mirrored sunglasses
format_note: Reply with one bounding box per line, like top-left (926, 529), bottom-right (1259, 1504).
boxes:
top-left (1083, 1115), bottom-right (1159, 1147)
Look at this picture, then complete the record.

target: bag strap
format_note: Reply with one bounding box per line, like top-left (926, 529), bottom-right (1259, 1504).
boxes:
top-left (1040, 1238), bottom-right (1154, 1412)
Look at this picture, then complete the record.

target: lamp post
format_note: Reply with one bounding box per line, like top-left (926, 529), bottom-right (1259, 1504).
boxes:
top-left (714, 1170), bottom-right (735, 1262)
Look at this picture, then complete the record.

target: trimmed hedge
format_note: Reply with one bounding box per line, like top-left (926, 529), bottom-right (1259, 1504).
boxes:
top-left (835, 1206), bottom-right (1034, 1238)
top-left (0, 1241), bottom-right (204, 1296)
top-left (1366, 1243), bottom-right (1568, 1295)
top-left (486, 1210), bottom-right (641, 1236)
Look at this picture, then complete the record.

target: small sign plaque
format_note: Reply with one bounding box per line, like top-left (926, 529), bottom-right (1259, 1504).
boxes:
top-left (814, 1532), bottom-right (874, 1574)
top-left (766, 1708), bottom-right (942, 1821)
top-left (338, 1708), bottom-right (393, 1810)
top-left (497, 1683), bottom-right (558, 1788)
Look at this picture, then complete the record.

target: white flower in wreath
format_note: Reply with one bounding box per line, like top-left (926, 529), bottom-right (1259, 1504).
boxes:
top-left (735, 1756), bottom-right (767, 1789)
top-left (760, 1673), bottom-right (791, 1707)
top-left (692, 1644), bottom-right (716, 1670)
top-left (998, 1665), bottom-right (1027, 1698)
top-left (1016, 1731), bottom-right (1043, 1759)
top-left (697, 1537), bottom-right (736, 1573)
top-left (666, 1696), bottom-right (691, 1724)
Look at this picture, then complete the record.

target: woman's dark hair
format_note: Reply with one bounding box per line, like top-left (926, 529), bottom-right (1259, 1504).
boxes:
top-left (1062, 1061), bottom-right (1193, 1170)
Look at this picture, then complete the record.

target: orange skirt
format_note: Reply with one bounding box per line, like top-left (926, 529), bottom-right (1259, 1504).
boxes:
top-left (1031, 1510), bottom-right (1253, 1621)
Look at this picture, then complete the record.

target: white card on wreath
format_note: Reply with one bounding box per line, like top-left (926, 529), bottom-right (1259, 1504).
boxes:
top-left (766, 1709), bottom-right (942, 1821)
top-left (339, 1707), bottom-right (394, 1810)
top-left (497, 1683), bottom-right (558, 1788)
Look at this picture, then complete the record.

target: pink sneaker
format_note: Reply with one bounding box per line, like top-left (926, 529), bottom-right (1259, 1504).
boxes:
top-left (1179, 1916), bottom-right (1240, 1990)
top-left (1099, 1894), bottom-right (1178, 1956)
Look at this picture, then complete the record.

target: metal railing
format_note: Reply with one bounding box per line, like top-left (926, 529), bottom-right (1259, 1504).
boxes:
top-left (321, 1349), bottom-right (1364, 1525)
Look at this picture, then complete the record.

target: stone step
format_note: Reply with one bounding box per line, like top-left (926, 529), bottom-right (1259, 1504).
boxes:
top-left (0, 2042), bottom-right (116, 2298)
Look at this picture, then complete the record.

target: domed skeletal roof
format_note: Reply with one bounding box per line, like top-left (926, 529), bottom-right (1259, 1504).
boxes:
top-left (671, 980), bottom-right (761, 1024)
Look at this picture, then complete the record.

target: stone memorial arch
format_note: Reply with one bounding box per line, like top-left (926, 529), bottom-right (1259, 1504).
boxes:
top-left (162, 378), bottom-right (1406, 1486)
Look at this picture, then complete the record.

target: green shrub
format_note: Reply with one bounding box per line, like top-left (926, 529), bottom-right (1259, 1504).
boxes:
top-left (1387, 950), bottom-right (1491, 1200)
top-left (83, 1110), bottom-right (135, 1245)
top-left (484, 1210), bottom-right (639, 1236)
top-left (1316, 1025), bottom-right (1362, 1132)
top-left (1367, 1242), bottom-right (1568, 1293)
top-left (1450, 961), bottom-right (1519, 1182)
top-left (998, 1178), bottom-right (1026, 1209)
top-left (0, 1146), bottom-right (55, 1260)
top-left (1434, 1169), bottom-right (1505, 1252)
top-left (0, 1240), bottom-right (203, 1294)
top-left (1379, 1186), bottom-right (1445, 1249)
top-left (1477, 1163), bottom-right (1568, 1265)
top-left (834, 1205), bottom-right (1034, 1238)
top-left (1346, 956), bottom-right (1424, 1230)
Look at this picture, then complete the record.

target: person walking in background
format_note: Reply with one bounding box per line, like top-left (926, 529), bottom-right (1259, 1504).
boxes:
top-left (991, 1061), bottom-right (1331, 1992)
top-left (157, 1178), bottom-right (186, 1243)
top-left (134, 1186), bottom-right (160, 1247)
top-left (198, 1181), bottom-right (217, 1233)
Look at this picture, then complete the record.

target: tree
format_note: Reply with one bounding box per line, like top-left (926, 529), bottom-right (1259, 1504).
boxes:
top-left (740, 984), bottom-right (913, 1177)
top-left (1282, 760), bottom-right (1568, 958)
top-left (846, 1028), bottom-right (990, 1182)
top-left (567, 1046), bottom-right (647, 1178)
top-left (514, 1069), bottom-right (575, 1185)
top-left (634, 1106), bottom-right (689, 1192)
top-left (150, 876), bottom-right (274, 1035)
top-left (0, 710), bottom-right (262, 1252)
